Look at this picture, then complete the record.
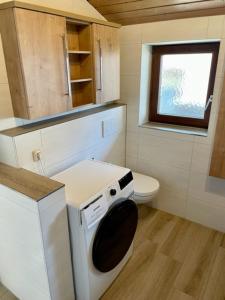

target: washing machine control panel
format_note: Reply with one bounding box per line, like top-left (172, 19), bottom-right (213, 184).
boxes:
top-left (119, 171), bottom-right (133, 190)
top-left (107, 172), bottom-right (134, 205)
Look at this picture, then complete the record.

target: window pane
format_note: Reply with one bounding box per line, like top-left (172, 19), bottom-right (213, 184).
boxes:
top-left (157, 53), bottom-right (212, 119)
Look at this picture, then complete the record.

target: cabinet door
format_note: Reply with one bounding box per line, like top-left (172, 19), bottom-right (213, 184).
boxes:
top-left (14, 9), bottom-right (71, 119)
top-left (210, 76), bottom-right (225, 178)
top-left (93, 24), bottom-right (120, 103)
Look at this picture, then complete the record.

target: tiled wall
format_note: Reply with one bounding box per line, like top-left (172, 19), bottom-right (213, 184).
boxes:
top-left (38, 188), bottom-right (74, 300)
top-left (0, 106), bottom-right (126, 176)
top-left (0, 185), bottom-right (74, 300)
top-left (121, 16), bottom-right (225, 232)
top-left (0, 0), bottom-right (104, 131)
top-left (0, 186), bottom-right (50, 300)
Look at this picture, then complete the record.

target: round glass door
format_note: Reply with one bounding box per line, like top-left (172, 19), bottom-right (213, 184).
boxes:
top-left (92, 199), bottom-right (138, 273)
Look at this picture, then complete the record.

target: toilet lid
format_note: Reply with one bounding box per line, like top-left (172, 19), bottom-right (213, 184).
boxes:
top-left (132, 172), bottom-right (159, 197)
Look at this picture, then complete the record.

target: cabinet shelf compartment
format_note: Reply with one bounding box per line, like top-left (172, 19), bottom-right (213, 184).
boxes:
top-left (69, 54), bottom-right (93, 81)
top-left (71, 81), bottom-right (94, 108)
top-left (68, 50), bottom-right (91, 54)
top-left (70, 78), bottom-right (92, 83)
top-left (66, 19), bottom-right (95, 108)
top-left (66, 22), bottom-right (91, 52)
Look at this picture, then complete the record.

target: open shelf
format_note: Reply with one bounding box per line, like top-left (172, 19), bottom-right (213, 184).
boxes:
top-left (71, 81), bottom-right (94, 107)
top-left (69, 52), bottom-right (93, 82)
top-left (66, 20), bottom-right (95, 108)
top-left (70, 78), bottom-right (92, 83)
top-left (68, 50), bottom-right (91, 54)
top-left (66, 22), bottom-right (91, 52)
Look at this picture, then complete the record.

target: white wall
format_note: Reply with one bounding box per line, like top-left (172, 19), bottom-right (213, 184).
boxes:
top-left (0, 106), bottom-right (126, 176)
top-left (0, 0), bottom-right (105, 19)
top-left (0, 0), bottom-right (105, 131)
top-left (0, 185), bottom-right (74, 300)
top-left (121, 16), bottom-right (225, 232)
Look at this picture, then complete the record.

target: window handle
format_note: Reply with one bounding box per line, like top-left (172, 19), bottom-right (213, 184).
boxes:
top-left (205, 95), bottom-right (213, 112)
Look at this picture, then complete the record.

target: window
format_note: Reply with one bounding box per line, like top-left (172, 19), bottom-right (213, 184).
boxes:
top-left (149, 43), bottom-right (220, 128)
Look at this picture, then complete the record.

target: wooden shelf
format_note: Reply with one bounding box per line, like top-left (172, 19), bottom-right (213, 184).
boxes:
top-left (71, 81), bottom-right (93, 108)
top-left (68, 50), bottom-right (91, 54)
top-left (66, 21), bottom-right (94, 108)
top-left (70, 78), bottom-right (92, 83)
top-left (66, 22), bottom-right (91, 52)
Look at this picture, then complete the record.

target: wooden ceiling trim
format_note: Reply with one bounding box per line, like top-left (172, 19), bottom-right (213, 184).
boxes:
top-left (88, 0), bottom-right (225, 25)
top-left (88, 0), bottom-right (137, 7)
top-left (90, 0), bottom-right (210, 15)
top-left (104, 1), bottom-right (225, 21)
top-left (118, 6), bottom-right (225, 25)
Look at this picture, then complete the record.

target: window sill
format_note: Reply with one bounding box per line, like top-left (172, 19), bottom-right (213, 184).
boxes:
top-left (140, 122), bottom-right (208, 137)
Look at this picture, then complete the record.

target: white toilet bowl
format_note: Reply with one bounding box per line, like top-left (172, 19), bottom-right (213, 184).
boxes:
top-left (132, 172), bottom-right (160, 204)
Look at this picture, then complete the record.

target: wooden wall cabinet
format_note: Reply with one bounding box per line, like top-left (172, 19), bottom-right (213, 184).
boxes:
top-left (92, 24), bottom-right (120, 104)
top-left (0, 8), bottom-right (71, 119)
top-left (210, 76), bottom-right (225, 178)
top-left (0, 3), bottom-right (120, 120)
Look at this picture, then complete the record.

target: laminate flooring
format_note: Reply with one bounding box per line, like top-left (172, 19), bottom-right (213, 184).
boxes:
top-left (1, 206), bottom-right (225, 300)
top-left (101, 206), bottom-right (225, 300)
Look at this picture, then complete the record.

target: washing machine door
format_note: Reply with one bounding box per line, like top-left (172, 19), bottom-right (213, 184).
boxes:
top-left (92, 199), bottom-right (138, 273)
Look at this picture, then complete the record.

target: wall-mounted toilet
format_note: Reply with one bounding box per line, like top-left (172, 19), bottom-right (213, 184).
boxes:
top-left (132, 172), bottom-right (160, 204)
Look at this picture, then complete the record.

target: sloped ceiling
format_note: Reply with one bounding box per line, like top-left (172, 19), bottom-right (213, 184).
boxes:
top-left (87, 0), bottom-right (225, 25)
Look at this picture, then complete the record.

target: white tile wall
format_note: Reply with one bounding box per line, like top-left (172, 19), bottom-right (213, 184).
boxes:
top-left (141, 17), bottom-right (209, 43)
top-left (207, 16), bottom-right (225, 38)
top-left (138, 131), bottom-right (193, 170)
top-left (121, 44), bottom-right (142, 76)
top-left (0, 184), bottom-right (75, 300)
top-left (0, 186), bottom-right (51, 300)
top-left (137, 158), bottom-right (190, 197)
top-left (15, 131), bottom-right (43, 173)
top-left (0, 135), bottom-right (18, 166)
top-left (153, 187), bottom-right (187, 218)
top-left (121, 16), bottom-right (225, 232)
top-left (38, 188), bottom-right (74, 300)
top-left (0, 106), bottom-right (126, 176)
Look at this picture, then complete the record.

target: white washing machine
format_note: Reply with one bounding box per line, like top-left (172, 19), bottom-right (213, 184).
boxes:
top-left (52, 160), bottom-right (138, 300)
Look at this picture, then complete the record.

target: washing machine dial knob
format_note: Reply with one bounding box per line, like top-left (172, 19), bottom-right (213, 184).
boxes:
top-left (110, 189), bottom-right (117, 196)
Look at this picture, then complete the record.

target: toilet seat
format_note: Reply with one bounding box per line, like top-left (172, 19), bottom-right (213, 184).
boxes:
top-left (132, 172), bottom-right (160, 198)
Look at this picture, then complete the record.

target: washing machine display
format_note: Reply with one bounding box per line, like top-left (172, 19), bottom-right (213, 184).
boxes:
top-left (119, 171), bottom-right (133, 190)
top-left (92, 199), bottom-right (138, 273)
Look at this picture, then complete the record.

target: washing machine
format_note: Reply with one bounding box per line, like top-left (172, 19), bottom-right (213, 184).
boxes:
top-left (52, 160), bottom-right (138, 300)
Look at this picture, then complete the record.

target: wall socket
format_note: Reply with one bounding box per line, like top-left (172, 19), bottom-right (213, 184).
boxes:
top-left (32, 150), bottom-right (41, 162)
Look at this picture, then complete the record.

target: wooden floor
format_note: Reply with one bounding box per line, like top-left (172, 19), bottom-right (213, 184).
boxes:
top-left (1, 206), bottom-right (225, 300)
top-left (0, 284), bottom-right (17, 300)
top-left (101, 206), bottom-right (225, 300)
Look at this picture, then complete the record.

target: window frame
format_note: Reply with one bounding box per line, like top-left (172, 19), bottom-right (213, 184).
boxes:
top-left (149, 42), bottom-right (220, 129)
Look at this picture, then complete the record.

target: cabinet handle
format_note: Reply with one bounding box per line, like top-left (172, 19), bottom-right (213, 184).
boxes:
top-left (62, 34), bottom-right (70, 96)
top-left (97, 39), bottom-right (103, 91)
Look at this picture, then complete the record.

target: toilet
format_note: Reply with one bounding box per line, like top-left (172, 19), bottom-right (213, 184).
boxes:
top-left (132, 172), bottom-right (160, 204)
